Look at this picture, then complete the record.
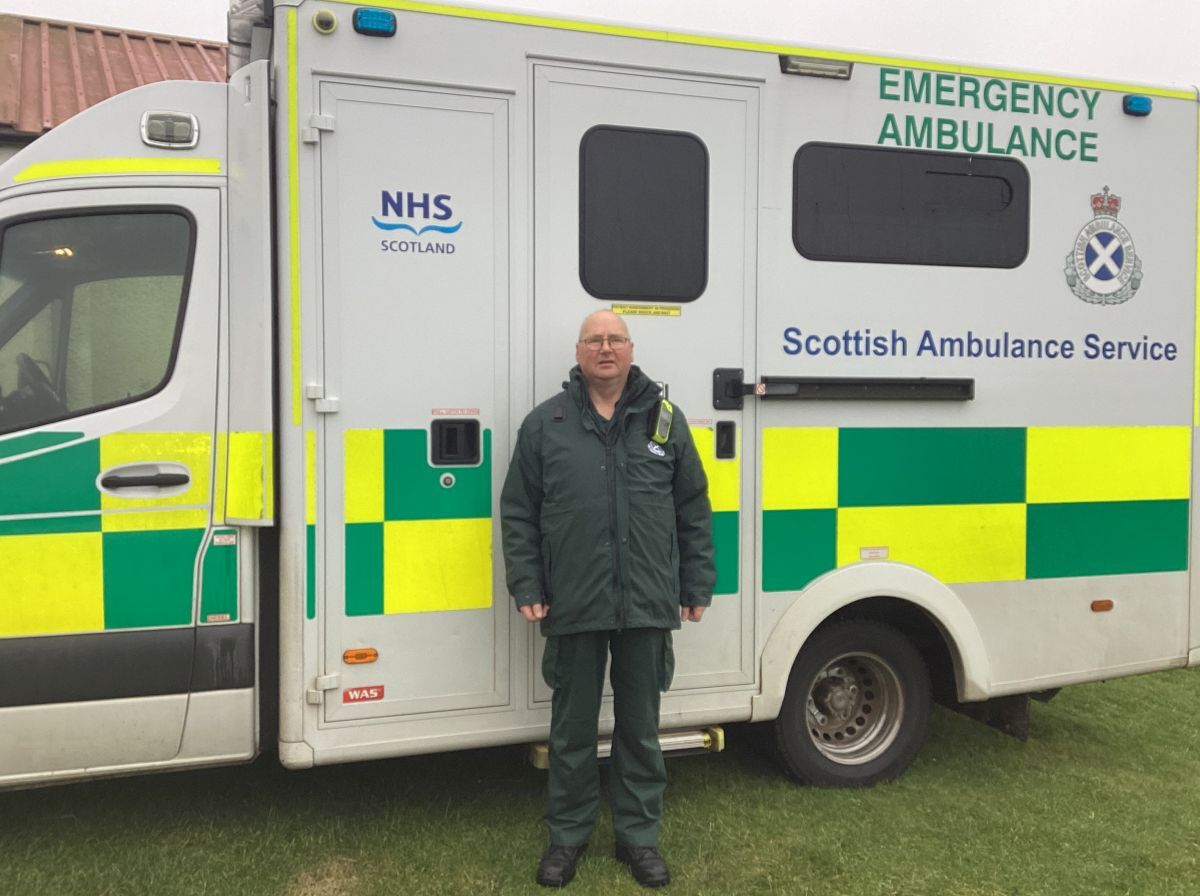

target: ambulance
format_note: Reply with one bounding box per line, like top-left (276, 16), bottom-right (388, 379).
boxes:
top-left (0, 0), bottom-right (1196, 790)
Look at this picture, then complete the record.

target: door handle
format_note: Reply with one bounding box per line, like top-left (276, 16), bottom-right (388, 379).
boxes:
top-left (101, 472), bottom-right (191, 490)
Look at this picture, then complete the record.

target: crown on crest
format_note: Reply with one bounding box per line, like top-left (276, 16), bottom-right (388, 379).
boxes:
top-left (1091, 186), bottom-right (1121, 217)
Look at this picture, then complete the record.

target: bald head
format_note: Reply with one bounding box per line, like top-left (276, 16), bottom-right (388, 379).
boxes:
top-left (577, 309), bottom-right (630, 342)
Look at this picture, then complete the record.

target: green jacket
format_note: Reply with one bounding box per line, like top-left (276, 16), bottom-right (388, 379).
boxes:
top-left (500, 365), bottom-right (716, 636)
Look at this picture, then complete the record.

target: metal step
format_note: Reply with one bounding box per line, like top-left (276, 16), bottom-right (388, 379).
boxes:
top-left (528, 726), bottom-right (724, 770)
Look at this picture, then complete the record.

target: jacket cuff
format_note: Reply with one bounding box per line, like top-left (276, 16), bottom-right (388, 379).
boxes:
top-left (680, 592), bottom-right (713, 608)
top-left (513, 593), bottom-right (544, 609)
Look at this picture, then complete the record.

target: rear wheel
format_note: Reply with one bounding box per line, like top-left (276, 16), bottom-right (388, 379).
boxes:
top-left (775, 620), bottom-right (931, 787)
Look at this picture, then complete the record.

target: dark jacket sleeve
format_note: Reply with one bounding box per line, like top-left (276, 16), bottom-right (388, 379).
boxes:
top-left (671, 414), bottom-right (716, 607)
top-left (500, 413), bottom-right (546, 608)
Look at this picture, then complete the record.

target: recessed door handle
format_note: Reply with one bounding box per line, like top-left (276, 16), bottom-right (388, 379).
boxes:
top-left (100, 472), bottom-right (191, 489)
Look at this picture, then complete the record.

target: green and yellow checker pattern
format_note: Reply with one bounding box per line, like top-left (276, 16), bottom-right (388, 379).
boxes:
top-left (0, 431), bottom-right (224, 637)
top-left (694, 427), bottom-right (740, 595)
top-left (762, 426), bottom-right (1191, 591)
top-left (343, 428), bottom-right (492, 615)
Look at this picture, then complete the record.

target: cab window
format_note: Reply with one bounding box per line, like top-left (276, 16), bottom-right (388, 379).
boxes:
top-left (0, 211), bottom-right (193, 434)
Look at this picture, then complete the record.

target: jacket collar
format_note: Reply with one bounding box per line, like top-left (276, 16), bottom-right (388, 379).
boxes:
top-left (565, 364), bottom-right (661, 426)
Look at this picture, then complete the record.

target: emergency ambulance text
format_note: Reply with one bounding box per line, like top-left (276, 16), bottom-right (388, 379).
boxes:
top-left (877, 68), bottom-right (1102, 163)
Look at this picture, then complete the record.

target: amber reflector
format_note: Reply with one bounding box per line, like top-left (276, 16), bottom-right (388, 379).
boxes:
top-left (1091, 600), bottom-right (1114, 613)
top-left (343, 648), bottom-right (379, 664)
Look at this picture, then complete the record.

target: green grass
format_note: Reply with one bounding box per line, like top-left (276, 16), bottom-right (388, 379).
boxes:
top-left (3, 668), bottom-right (1200, 895)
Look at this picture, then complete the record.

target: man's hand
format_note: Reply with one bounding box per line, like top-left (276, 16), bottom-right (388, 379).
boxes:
top-left (519, 604), bottom-right (548, 622)
top-left (680, 606), bottom-right (705, 623)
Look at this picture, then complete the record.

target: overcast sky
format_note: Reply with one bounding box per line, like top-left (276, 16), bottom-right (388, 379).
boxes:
top-left (1, 0), bottom-right (1197, 88)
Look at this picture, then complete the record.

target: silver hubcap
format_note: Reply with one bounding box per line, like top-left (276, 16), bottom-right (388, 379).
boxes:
top-left (806, 651), bottom-right (904, 765)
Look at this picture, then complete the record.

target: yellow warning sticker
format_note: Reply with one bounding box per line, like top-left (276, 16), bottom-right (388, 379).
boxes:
top-left (612, 304), bottom-right (682, 317)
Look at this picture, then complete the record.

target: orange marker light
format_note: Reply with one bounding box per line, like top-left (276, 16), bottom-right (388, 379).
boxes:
top-left (1091, 600), bottom-right (1114, 613)
top-left (343, 648), bottom-right (379, 664)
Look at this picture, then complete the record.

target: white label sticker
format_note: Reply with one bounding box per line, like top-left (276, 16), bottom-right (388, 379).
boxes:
top-left (213, 533), bottom-right (237, 547)
top-left (860, 546), bottom-right (889, 561)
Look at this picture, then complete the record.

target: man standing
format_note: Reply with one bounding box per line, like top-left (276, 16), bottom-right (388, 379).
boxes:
top-left (501, 310), bottom-right (715, 889)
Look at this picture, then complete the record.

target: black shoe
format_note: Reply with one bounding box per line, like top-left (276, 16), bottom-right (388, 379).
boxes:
top-left (615, 842), bottom-right (671, 888)
top-left (536, 843), bottom-right (587, 888)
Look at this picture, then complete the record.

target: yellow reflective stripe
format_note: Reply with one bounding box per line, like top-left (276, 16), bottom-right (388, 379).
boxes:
top-left (692, 427), bottom-right (739, 513)
top-left (264, 432), bottom-right (276, 520)
top-left (0, 532), bottom-right (104, 635)
top-left (306, 429), bottom-right (317, 526)
top-left (227, 431), bottom-right (270, 520)
top-left (383, 518), bottom-right (492, 613)
top-left (345, 429), bottom-right (385, 523)
top-left (288, 9), bottom-right (303, 427)
top-left (1027, 426), bottom-right (1191, 504)
top-left (214, 432), bottom-right (229, 523)
top-left (762, 427), bottom-right (837, 510)
top-left (343, 0), bottom-right (1194, 99)
top-left (837, 504), bottom-right (1026, 584)
top-left (14, 157), bottom-right (221, 183)
top-left (99, 432), bottom-right (213, 532)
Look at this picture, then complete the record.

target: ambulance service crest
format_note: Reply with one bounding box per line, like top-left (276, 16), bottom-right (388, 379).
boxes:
top-left (1063, 187), bottom-right (1142, 305)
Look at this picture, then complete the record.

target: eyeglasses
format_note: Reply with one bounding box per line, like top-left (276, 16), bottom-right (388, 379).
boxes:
top-left (579, 335), bottom-right (630, 350)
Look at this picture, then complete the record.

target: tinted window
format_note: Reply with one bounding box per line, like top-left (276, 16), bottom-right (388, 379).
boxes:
top-left (793, 143), bottom-right (1029, 267)
top-left (0, 212), bottom-right (193, 434)
top-left (579, 125), bottom-right (708, 301)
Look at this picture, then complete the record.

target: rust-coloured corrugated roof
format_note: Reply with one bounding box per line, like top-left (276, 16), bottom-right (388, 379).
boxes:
top-left (0, 14), bottom-right (226, 140)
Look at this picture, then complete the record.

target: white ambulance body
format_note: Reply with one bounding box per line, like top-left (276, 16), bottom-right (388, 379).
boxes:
top-left (0, 0), bottom-right (1196, 790)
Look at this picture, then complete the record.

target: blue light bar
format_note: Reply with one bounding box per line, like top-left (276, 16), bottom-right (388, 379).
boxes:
top-left (1122, 95), bottom-right (1153, 116)
top-left (353, 8), bottom-right (397, 36)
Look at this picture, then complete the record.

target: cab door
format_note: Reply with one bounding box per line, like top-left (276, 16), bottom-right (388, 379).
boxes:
top-left (532, 65), bottom-right (759, 694)
top-left (0, 188), bottom-right (219, 785)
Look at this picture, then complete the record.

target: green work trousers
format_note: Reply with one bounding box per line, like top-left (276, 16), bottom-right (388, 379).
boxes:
top-left (541, 628), bottom-right (674, 848)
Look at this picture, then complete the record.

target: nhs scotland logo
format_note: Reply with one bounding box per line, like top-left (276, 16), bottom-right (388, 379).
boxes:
top-left (374, 190), bottom-right (462, 256)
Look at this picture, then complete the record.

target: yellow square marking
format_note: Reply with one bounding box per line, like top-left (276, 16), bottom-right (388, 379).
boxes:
top-left (100, 432), bottom-right (212, 532)
top-left (1027, 426), bottom-right (1191, 504)
top-left (306, 429), bottom-right (317, 525)
top-left (762, 428), bottom-right (838, 510)
top-left (0, 532), bottom-right (104, 635)
top-left (226, 431), bottom-right (269, 520)
top-left (344, 430), bottom-right (385, 523)
top-left (383, 518), bottom-right (492, 613)
top-left (692, 427), bottom-right (739, 513)
top-left (837, 504), bottom-right (1026, 584)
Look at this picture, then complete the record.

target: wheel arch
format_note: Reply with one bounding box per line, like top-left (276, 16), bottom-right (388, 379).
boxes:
top-left (751, 562), bottom-right (991, 721)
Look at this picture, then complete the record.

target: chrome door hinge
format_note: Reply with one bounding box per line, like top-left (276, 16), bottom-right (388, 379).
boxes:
top-left (305, 383), bottom-right (340, 414)
top-left (301, 113), bottom-right (335, 144)
top-left (306, 673), bottom-right (341, 705)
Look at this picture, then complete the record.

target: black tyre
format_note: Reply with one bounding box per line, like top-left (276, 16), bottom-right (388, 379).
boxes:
top-left (775, 619), bottom-right (932, 787)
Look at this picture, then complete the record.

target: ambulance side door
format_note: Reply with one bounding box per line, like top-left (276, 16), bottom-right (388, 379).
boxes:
top-left (0, 186), bottom-right (220, 786)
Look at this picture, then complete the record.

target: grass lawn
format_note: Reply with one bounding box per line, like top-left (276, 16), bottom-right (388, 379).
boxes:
top-left (3, 668), bottom-right (1200, 895)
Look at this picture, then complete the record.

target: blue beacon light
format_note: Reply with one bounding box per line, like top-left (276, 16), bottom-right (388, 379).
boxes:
top-left (353, 8), bottom-right (398, 36)
top-left (1122, 95), bottom-right (1153, 116)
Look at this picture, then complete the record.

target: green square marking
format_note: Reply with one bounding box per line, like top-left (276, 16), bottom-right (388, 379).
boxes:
top-left (1027, 500), bottom-right (1189, 579)
top-left (838, 428), bottom-right (1026, 508)
top-left (762, 508), bottom-right (837, 592)
top-left (383, 428), bottom-right (492, 521)
top-left (345, 522), bottom-right (384, 616)
top-left (712, 510), bottom-right (739, 595)
top-left (102, 528), bottom-right (202, 628)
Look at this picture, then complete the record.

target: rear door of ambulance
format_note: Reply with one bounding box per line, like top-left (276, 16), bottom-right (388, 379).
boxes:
top-left (0, 83), bottom-right (238, 787)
